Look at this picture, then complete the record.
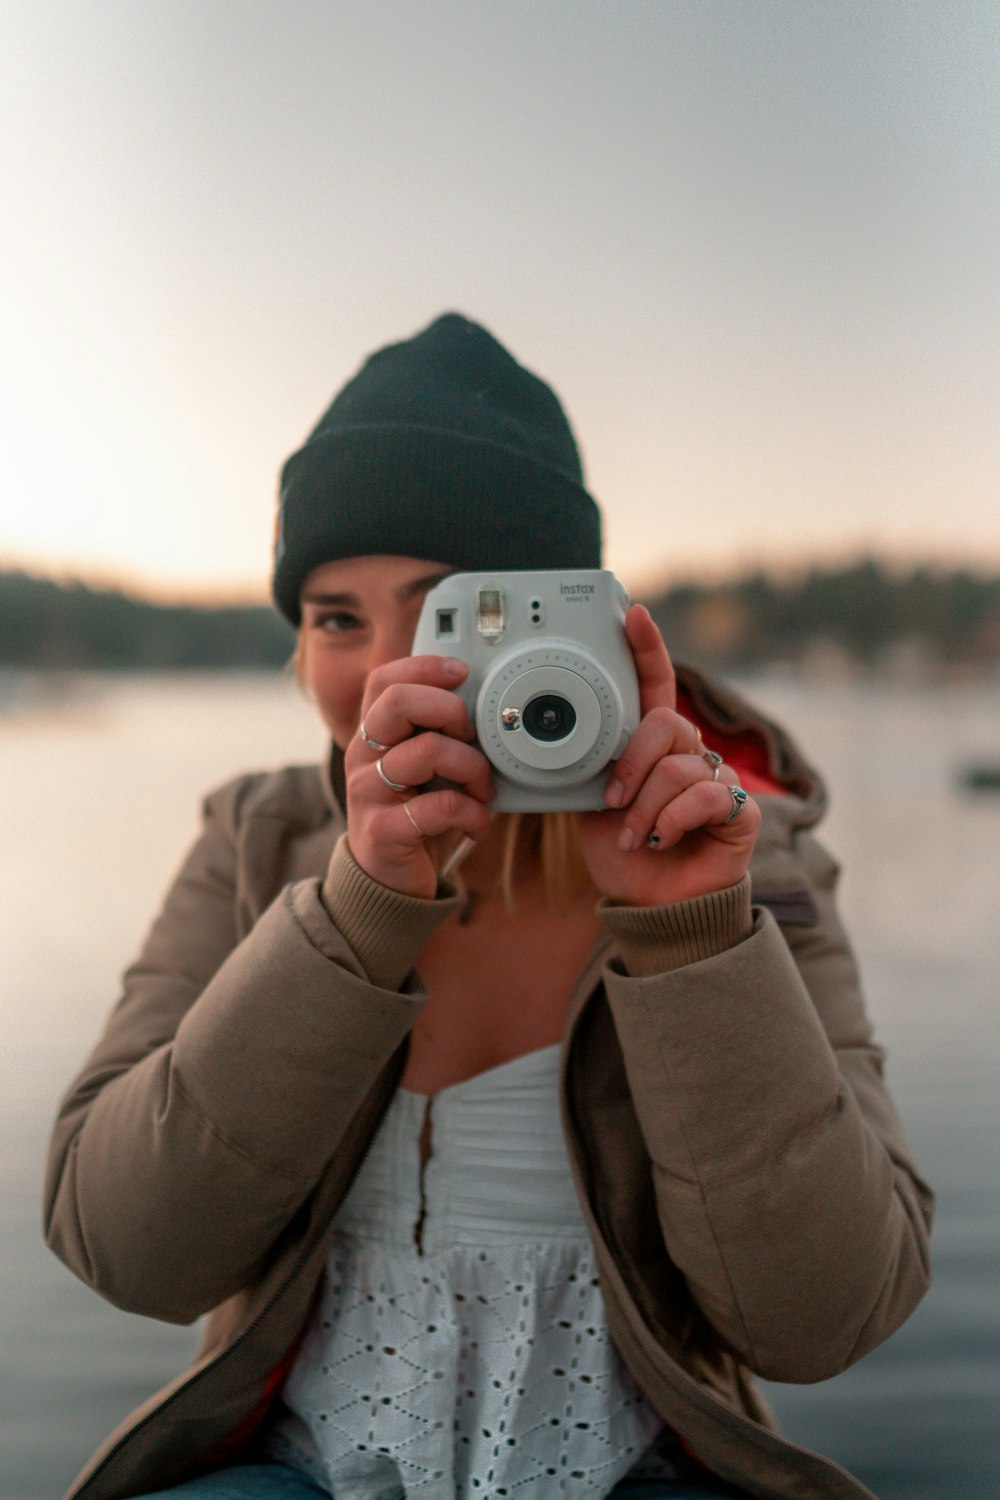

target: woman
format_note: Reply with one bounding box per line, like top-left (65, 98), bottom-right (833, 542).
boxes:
top-left (45, 314), bottom-right (932, 1500)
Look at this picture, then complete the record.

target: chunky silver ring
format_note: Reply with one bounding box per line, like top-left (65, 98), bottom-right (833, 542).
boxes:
top-left (402, 800), bottom-right (425, 838)
top-left (703, 749), bottom-right (724, 783)
top-left (725, 785), bottom-right (749, 822)
top-left (359, 718), bottom-right (390, 753)
top-left (375, 756), bottom-right (410, 794)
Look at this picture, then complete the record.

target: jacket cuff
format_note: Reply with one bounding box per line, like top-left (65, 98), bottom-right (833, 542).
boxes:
top-left (597, 873), bottom-right (752, 975)
top-left (321, 834), bottom-right (462, 990)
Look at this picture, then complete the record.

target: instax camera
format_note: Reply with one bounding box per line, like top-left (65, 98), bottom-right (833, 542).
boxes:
top-left (412, 569), bottom-right (640, 811)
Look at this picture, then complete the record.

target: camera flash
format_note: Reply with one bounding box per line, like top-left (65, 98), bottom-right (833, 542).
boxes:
top-left (476, 586), bottom-right (505, 643)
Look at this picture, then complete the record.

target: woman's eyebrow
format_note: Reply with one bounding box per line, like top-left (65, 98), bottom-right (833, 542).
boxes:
top-left (300, 572), bottom-right (452, 609)
top-left (300, 590), bottom-right (359, 608)
top-left (397, 570), bottom-right (455, 601)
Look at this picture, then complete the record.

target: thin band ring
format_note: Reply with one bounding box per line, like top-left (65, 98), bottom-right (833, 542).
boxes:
top-left (725, 785), bottom-right (749, 823)
top-left (359, 719), bottom-right (390, 753)
top-left (402, 800), bottom-right (425, 838)
top-left (703, 749), bottom-right (724, 783)
top-left (375, 756), bottom-right (410, 794)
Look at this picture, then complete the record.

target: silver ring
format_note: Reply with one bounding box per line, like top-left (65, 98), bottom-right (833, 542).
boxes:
top-left (375, 756), bottom-right (410, 794)
top-left (703, 749), bottom-right (724, 783)
top-left (725, 785), bottom-right (749, 822)
top-left (359, 718), bottom-right (389, 753)
top-left (402, 801), bottom-right (425, 838)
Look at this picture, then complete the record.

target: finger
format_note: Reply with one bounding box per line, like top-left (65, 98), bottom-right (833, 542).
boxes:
top-left (641, 780), bottom-right (759, 852)
top-left (363, 734), bottom-right (495, 805)
top-left (625, 605), bottom-right (676, 717)
top-left (616, 752), bottom-right (726, 848)
top-left (393, 789), bottom-right (492, 845)
top-left (604, 708), bottom-right (704, 808)
top-left (360, 654), bottom-right (468, 721)
top-left (358, 681), bottom-right (475, 752)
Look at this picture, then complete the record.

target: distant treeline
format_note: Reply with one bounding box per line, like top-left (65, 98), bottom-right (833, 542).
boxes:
top-left (2, 561), bottom-right (999, 675)
top-left (0, 571), bottom-right (295, 670)
top-left (645, 558), bottom-right (1000, 675)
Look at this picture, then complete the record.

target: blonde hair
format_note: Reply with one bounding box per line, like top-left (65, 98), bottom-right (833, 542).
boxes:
top-left (292, 633), bottom-right (308, 690)
top-left (445, 809), bottom-right (593, 913)
top-left (495, 810), bottom-right (593, 912)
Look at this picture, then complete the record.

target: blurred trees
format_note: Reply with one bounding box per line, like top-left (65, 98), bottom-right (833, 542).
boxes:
top-left (0, 572), bottom-right (294, 670)
top-left (645, 559), bottom-right (1000, 677)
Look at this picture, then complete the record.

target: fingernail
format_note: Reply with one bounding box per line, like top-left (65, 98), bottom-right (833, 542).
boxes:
top-left (605, 780), bottom-right (624, 808)
top-left (618, 827), bottom-right (636, 853)
top-left (443, 658), bottom-right (467, 678)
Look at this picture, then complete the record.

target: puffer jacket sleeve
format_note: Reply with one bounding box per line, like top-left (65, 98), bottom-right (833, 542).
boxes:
top-left (599, 826), bottom-right (933, 1385)
top-left (43, 776), bottom-right (430, 1325)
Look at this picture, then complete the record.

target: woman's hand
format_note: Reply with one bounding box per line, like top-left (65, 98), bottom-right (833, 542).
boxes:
top-left (576, 606), bottom-right (761, 907)
top-left (343, 655), bottom-right (494, 899)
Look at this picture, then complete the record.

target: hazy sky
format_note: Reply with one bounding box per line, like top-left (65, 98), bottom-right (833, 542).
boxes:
top-left (1, 0), bottom-right (998, 599)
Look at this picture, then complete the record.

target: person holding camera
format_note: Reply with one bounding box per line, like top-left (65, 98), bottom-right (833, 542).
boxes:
top-left (45, 314), bottom-right (932, 1500)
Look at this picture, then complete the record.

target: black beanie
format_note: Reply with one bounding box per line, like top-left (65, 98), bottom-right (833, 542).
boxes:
top-left (272, 313), bottom-right (602, 625)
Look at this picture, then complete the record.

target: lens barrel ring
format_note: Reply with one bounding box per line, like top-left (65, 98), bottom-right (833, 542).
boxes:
top-left (476, 645), bottom-right (624, 790)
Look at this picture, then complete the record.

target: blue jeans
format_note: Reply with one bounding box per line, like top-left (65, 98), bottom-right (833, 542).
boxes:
top-left (136, 1459), bottom-right (744, 1498)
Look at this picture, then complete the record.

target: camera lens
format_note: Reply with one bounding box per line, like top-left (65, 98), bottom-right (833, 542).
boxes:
top-left (522, 693), bottom-right (577, 743)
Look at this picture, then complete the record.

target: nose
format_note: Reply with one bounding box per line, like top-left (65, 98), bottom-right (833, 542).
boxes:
top-left (366, 621), bottom-right (417, 675)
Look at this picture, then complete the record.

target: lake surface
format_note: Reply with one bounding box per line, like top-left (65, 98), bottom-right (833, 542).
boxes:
top-left (1, 671), bottom-right (998, 1500)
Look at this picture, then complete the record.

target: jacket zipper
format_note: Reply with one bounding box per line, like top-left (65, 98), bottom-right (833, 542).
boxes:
top-left (413, 1097), bottom-right (433, 1256)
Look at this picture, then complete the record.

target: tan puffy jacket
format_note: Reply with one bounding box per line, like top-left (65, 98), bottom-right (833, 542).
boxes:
top-left (44, 666), bottom-right (932, 1500)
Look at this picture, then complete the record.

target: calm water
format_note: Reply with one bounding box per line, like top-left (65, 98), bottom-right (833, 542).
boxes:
top-left (1, 671), bottom-right (998, 1500)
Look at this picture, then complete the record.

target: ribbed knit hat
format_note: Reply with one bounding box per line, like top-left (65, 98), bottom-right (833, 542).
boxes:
top-left (272, 313), bottom-right (602, 625)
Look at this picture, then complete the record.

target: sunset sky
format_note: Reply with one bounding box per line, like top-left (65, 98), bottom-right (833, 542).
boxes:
top-left (1, 0), bottom-right (998, 600)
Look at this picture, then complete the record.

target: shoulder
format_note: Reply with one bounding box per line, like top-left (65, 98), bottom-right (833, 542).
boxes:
top-left (200, 761), bottom-right (335, 840)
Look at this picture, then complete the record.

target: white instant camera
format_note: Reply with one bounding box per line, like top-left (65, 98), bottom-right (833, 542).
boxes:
top-left (412, 569), bottom-right (641, 811)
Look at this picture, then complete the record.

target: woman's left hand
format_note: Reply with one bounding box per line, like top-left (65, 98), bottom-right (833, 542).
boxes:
top-left (576, 605), bottom-right (761, 906)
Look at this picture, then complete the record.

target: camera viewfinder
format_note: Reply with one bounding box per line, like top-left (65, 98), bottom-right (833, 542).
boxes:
top-left (435, 609), bottom-right (458, 641)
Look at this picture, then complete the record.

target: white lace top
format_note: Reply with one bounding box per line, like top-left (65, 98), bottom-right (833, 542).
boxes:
top-left (266, 1045), bottom-right (667, 1498)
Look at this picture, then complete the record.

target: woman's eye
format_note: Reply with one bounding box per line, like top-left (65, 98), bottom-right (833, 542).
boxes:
top-left (315, 611), bottom-right (363, 635)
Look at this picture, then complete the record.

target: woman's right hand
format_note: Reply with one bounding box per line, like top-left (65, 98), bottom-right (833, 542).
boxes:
top-left (343, 655), bottom-right (495, 898)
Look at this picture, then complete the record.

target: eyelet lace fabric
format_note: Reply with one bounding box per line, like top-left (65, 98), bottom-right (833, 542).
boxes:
top-left (268, 1045), bottom-right (669, 1498)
